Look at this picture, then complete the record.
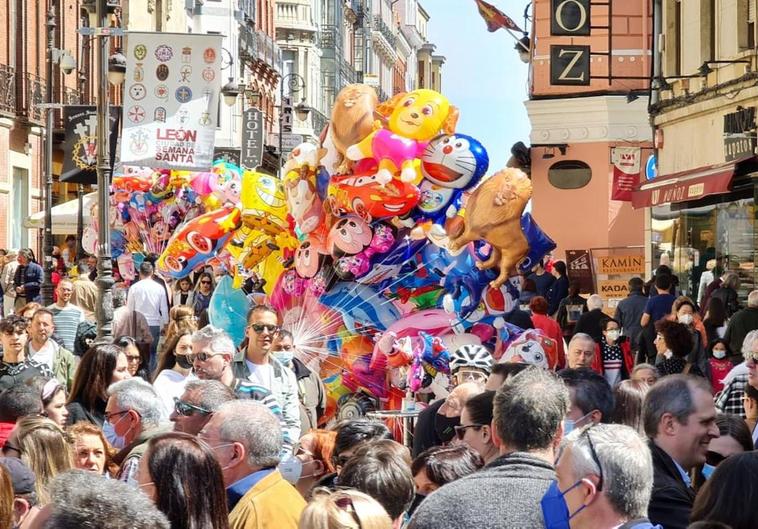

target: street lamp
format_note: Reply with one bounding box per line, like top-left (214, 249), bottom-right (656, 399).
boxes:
top-left (222, 79), bottom-right (241, 106)
top-left (108, 50), bottom-right (127, 86)
top-left (278, 72), bottom-right (310, 169)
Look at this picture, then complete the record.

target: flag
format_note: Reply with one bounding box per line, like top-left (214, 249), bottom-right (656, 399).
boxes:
top-left (611, 147), bottom-right (641, 202)
top-left (473, 0), bottom-right (523, 33)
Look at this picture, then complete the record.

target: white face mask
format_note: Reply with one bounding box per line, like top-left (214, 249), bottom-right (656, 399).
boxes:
top-left (678, 314), bottom-right (693, 325)
top-left (605, 330), bottom-right (620, 342)
top-left (664, 350), bottom-right (674, 360)
top-left (712, 348), bottom-right (727, 360)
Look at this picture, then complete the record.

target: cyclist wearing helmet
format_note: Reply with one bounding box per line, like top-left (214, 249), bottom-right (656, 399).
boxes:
top-left (412, 345), bottom-right (493, 457)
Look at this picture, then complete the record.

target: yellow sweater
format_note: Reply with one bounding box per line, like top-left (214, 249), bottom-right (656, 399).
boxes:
top-left (228, 470), bottom-right (306, 529)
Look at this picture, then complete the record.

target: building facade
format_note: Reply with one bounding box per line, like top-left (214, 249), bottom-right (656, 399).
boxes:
top-left (636, 0), bottom-right (758, 302)
top-left (525, 0), bottom-right (652, 298)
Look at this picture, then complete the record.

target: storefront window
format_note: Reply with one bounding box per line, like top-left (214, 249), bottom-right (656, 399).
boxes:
top-left (651, 198), bottom-right (756, 305)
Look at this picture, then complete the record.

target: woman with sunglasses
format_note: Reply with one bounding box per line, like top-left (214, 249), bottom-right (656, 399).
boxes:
top-left (454, 390), bottom-right (498, 464)
top-left (114, 335), bottom-right (150, 380)
top-left (692, 413), bottom-right (753, 490)
top-left (153, 329), bottom-right (197, 417)
top-left (3, 416), bottom-right (73, 504)
top-left (285, 429), bottom-right (337, 498)
top-left (67, 420), bottom-right (120, 477)
top-left (67, 344), bottom-right (131, 426)
top-left (137, 431), bottom-right (229, 529)
top-left (192, 272), bottom-right (215, 319)
top-left (299, 488), bottom-right (392, 529)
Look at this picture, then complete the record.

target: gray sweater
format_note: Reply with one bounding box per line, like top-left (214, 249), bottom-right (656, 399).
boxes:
top-left (408, 451), bottom-right (555, 529)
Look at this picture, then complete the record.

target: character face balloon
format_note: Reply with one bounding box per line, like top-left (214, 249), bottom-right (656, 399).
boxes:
top-left (421, 134), bottom-right (489, 190)
top-left (240, 171), bottom-right (288, 228)
top-left (328, 215), bottom-right (373, 256)
top-left (388, 89), bottom-right (453, 140)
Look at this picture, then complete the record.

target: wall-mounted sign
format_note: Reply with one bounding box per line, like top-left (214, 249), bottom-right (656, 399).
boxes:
top-left (597, 255), bottom-right (644, 275)
top-left (723, 107), bottom-right (756, 161)
top-left (566, 249), bottom-right (595, 294)
top-left (241, 108), bottom-right (264, 170)
top-left (551, 0), bottom-right (590, 36)
top-left (213, 147), bottom-right (241, 166)
top-left (550, 45), bottom-right (590, 86)
top-left (645, 154), bottom-right (657, 180)
top-left (598, 280), bottom-right (631, 298)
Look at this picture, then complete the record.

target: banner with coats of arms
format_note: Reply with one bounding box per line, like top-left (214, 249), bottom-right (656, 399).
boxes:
top-left (120, 32), bottom-right (223, 170)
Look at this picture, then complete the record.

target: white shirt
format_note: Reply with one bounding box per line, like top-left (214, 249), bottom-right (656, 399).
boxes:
top-left (126, 278), bottom-right (169, 327)
top-left (246, 360), bottom-right (274, 389)
top-left (29, 340), bottom-right (56, 371)
top-left (153, 369), bottom-right (194, 418)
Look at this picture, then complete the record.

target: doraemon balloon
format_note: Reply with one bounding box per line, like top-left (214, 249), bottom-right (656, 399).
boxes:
top-left (415, 133), bottom-right (489, 228)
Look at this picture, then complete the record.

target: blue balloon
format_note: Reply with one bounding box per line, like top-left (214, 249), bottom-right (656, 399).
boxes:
top-left (209, 275), bottom-right (251, 347)
top-left (319, 281), bottom-right (401, 333)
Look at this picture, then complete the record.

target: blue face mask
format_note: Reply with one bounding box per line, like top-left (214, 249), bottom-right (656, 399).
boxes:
top-left (273, 350), bottom-right (294, 366)
top-left (701, 462), bottom-right (716, 480)
top-left (540, 480), bottom-right (586, 529)
top-left (103, 414), bottom-right (130, 450)
top-left (563, 412), bottom-right (592, 436)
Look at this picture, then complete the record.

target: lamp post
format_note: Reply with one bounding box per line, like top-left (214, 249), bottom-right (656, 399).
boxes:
top-left (278, 72), bottom-right (310, 170)
top-left (41, 4), bottom-right (57, 307)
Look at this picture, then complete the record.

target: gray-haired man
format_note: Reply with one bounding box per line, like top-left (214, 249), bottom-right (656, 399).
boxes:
top-left (170, 379), bottom-right (236, 435)
top-left (549, 423), bottom-right (660, 529)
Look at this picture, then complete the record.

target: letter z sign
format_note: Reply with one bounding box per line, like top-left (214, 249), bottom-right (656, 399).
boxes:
top-left (550, 45), bottom-right (590, 86)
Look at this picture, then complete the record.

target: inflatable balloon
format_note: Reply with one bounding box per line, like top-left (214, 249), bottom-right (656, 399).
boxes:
top-left (345, 89), bottom-right (459, 184)
top-left (239, 171), bottom-right (288, 233)
top-left (500, 329), bottom-right (559, 370)
top-left (157, 205), bottom-right (242, 278)
top-left (447, 168), bottom-right (556, 288)
top-left (319, 282), bottom-right (402, 333)
top-left (327, 215), bottom-right (396, 281)
top-left (329, 84), bottom-right (380, 162)
top-left (208, 275), bottom-right (251, 347)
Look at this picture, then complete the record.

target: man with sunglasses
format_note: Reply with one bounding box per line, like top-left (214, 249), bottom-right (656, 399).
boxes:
top-left (191, 325), bottom-right (290, 450)
top-left (170, 379), bottom-right (235, 435)
top-left (233, 305), bottom-right (301, 449)
top-left (643, 374), bottom-right (718, 529)
top-left (545, 423), bottom-right (660, 529)
top-left (0, 315), bottom-right (52, 391)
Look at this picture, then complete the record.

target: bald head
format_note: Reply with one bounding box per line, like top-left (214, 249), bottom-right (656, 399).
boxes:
top-left (439, 382), bottom-right (484, 418)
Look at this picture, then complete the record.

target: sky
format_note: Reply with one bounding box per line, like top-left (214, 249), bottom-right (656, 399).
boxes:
top-left (423, 0), bottom-right (532, 172)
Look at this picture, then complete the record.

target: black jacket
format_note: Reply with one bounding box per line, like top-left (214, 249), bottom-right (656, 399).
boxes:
top-left (647, 441), bottom-right (695, 529)
top-left (573, 308), bottom-right (606, 342)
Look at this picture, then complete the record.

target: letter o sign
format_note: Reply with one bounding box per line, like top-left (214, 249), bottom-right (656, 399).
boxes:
top-left (551, 0), bottom-right (590, 36)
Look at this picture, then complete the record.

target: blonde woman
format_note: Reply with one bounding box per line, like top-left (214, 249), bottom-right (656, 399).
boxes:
top-left (299, 489), bottom-right (393, 529)
top-left (4, 416), bottom-right (72, 503)
top-left (162, 305), bottom-right (197, 346)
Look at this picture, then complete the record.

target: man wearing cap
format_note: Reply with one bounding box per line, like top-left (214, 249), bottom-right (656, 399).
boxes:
top-left (0, 456), bottom-right (43, 527)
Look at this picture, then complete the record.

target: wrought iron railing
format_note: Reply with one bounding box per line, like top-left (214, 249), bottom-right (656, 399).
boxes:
top-left (338, 55), bottom-right (356, 86)
top-left (23, 73), bottom-right (46, 124)
top-left (320, 25), bottom-right (339, 51)
top-left (372, 14), bottom-right (397, 48)
top-left (310, 107), bottom-right (328, 135)
top-left (239, 24), bottom-right (258, 63)
top-left (256, 30), bottom-right (282, 74)
top-left (63, 87), bottom-right (81, 105)
top-left (0, 64), bottom-right (16, 117)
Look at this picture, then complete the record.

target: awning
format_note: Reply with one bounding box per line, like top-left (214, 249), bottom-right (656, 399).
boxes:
top-left (632, 161), bottom-right (737, 209)
top-left (24, 193), bottom-right (98, 235)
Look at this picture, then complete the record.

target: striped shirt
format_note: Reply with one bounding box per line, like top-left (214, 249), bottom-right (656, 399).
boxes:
top-left (232, 379), bottom-right (293, 452)
top-left (47, 303), bottom-right (86, 351)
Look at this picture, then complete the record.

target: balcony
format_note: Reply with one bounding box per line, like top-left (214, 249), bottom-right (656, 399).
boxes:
top-left (256, 30), bottom-right (283, 75)
top-left (0, 64), bottom-right (16, 117)
top-left (20, 73), bottom-right (46, 125)
top-left (310, 107), bottom-right (328, 135)
top-left (338, 55), bottom-right (356, 86)
top-left (371, 15), bottom-right (398, 65)
top-left (320, 25), bottom-right (339, 52)
top-left (239, 24), bottom-right (258, 65)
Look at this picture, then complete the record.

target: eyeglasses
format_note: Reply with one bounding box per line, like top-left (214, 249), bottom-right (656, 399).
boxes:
top-left (583, 426), bottom-right (604, 491)
top-left (454, 424), bottom-right (483, 440)
top-left (104, 410), bottom-right (131, 422)
top-left (249, 323), bottom-right (280, 334)
top-left (174, 397), bottom-right (211, 417)
top-left (187, 351), bottom-right (226, 363)
top-left (705, 450), bottom-right (727, 467)
top-left (126, 355), bottom-right (141, 363)
top-left (200, 280), bottom-right (211, 285)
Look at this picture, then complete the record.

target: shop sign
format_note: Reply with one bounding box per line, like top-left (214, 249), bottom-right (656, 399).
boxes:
top-left (566, 249), bottom-right (595, 294)
top-left (598, 280), bottom-right (630, 298)
top-left (723, 107), bottom-right (757, 162)
top-left (241, 108), bottom-right (264, 170)
top-left (597, 255), bottom-right (644, 275)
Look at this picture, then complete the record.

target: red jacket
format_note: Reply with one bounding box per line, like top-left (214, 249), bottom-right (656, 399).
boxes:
top-left (0, 421), bottom-right (15, 447)
top-left (591, 338), bottom-right (634, 379)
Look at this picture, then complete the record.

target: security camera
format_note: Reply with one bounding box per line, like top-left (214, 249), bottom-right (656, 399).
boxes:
top-left (60, 53), bottom-right (77, 75)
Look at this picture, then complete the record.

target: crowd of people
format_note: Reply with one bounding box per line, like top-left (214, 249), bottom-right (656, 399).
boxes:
top-left (0, 251), bottom-right (756, 529)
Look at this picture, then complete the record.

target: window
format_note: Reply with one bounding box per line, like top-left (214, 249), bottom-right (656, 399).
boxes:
top-left (11, 167), bottom-right (29, 249)
top-left (547, 160), bottom-right (592, 189)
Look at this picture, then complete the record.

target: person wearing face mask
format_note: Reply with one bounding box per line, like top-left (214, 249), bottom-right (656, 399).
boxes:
top-left (667, 297), bottom-right (707, 375)
top-left (271, 330), bottom-right (326, 434)
top-left (542, 423), bottom-right (661, 529)
top-left (653, 321), bottom-right (694, 376)
top-left (557, 369), bottom-right (614, 434)
top-left (279, 429), bottom-right (336, 498)
top-left (152, 330), bottom-right (196, 417)
top-left (591, 318), bottom-right (634, 387)
top-left (105, 378), bottom-right (170, 485)
top-left (691, 413), bottom-right (752, 491)
top-left (705, 339), bottom-right (734, 393)
top-left (412, 345), bottom-right (492, 457)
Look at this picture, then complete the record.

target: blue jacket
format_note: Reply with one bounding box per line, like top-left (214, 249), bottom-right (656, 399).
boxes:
top-left (14, 262), bottom-right (44, 303)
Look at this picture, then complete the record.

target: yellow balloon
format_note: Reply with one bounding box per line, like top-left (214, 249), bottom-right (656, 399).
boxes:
top-left (240, 170), bottom-right (288, 235)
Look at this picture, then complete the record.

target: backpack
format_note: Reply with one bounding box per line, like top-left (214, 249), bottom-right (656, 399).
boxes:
top-left (74, 320), bottom-right (98, 357)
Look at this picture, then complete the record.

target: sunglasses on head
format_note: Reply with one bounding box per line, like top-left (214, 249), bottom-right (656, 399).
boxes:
top-left (173, 398), bottom-right (211, 417)
top-left (249, 323), bottom-right (280, 334)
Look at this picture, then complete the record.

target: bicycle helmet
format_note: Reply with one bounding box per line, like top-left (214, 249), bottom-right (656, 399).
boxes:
top-left (449, 344), bottom-right (493, 375)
